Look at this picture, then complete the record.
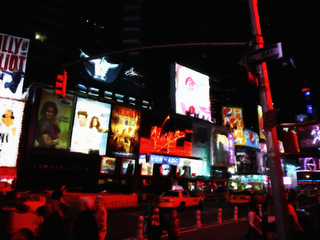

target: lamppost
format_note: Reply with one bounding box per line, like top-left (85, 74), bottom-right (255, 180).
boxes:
top-left (248, 0), bottom-right (291, 239)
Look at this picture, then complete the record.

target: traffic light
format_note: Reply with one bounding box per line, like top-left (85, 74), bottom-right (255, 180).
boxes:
top-left (55, 69), bottom-right (67, 97)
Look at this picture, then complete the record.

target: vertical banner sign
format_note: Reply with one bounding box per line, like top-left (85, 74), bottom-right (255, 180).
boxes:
top-left (108, 106), bottom-right (141, 158)
top-left (0, 33), bottom-right (29, 99)
top-left (0, 98), bottom-right (25, 167)
top-left (257, 105), bottom-right (265, 140)
top-left (222, 107), bottom-right (245, 145)
top-left (34, 89), bottom-right (74, 150)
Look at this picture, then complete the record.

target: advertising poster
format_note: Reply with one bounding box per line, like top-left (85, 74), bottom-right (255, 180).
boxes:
top-left (0, 33), bottom-right (29, 99)
top-left (100, 156), bottom-right (116, 174)
top-left (70, 97), bottom-right (111, 155)
top-left (108, 105), bottom-right (141, 158)
top-left (257, 105), bottom-right (265, 140)
top-left (34, 89), bottom-right (74, 150)
top-left (192, 123), bottom-right (211, 176)
top-left (214, 132), bottom-right (235, 165)
top-left (244, 129), bottom-right (260, 149)
top-left (174, 63), bottom-right (211, 121)
top-left (235, 148), bottom-right (257, 173)
top-left (297, 123), bottom-right (320, 150)
top-left (121, 158), bottom-right (135, 175)
top-left (222, 106), bottom-right (245, 145)
top-left (141, 162), bottom-right (153, 176)
top-left (0, 98), bottom-right (25, 167)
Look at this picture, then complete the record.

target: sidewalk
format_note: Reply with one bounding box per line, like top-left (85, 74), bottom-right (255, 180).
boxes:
top-left (127, 217), bottom-right (248, 240)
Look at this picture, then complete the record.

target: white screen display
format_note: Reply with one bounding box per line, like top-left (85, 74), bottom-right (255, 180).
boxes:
top-left (174, 63), bottom-right (211, 122)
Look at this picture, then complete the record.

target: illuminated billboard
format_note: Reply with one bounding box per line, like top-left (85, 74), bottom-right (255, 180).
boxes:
top-left (257, 105), bottom-right (265, 140)
top-left (149, 153), bottom-right (207, 177)
top-left (108, 106), bottom-right (141, 158)
top-left (0, 98), bottom-right (25, 167)
top-left (0, 33), bottom-right (29, 99)
top-left (244, 129), bottom-right (260, 149)
top-left (70, 97), bottom-right (111, 155)
top-left (297, 122), bottom-right (320, 151)
top-left (121, 158), bottom-right (135, 175)
top-left (139, 115), bottom-right (192, 157)
top-left (80, 49), bottom-right (122, 84)
top-left (171, 63), bottom-right (211, 122)
top-left (100, 156), bottom-right (116, 174)
top-left (34, 89), bottom-right (74, 149)
top-left (141, 162), bottom-right (153, 176)
top-left (298, 157), bottom-right (320, 172)
top-left (214, 132), bottom-right (235, 165)
top-left (222, 107), bottom-right (245, 145)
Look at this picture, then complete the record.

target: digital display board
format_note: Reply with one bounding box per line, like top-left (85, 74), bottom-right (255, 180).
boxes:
top-left (297, 122), bottom-right (320, 151)
top-left (70, 97), bottom-right (111, 155)
top-left (149, 154), bottom-right (204, 178)
top-left (108, 106), bottom-right (141, 158)
top-left (215, 133), bottom-right (235, 165)
top-left (171, 63), bottom-right (211, 122)
top-left (34, 89), bottom-right (74, 150)
top-left (0, 98), bottom-right (25, 167)
top-left (100, 156), bottom-right (116, 174)
top-left (141, 162), bottom-right (153, 176)
top-left (121, 158), bottom-right (135, 175)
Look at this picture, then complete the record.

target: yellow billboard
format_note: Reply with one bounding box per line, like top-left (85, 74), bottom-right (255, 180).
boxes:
top-left (222, 106), bottom-right (245, 145)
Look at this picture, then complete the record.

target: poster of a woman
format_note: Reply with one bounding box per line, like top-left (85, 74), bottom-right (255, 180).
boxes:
top-left (34, 89), bottom-right (74, 149)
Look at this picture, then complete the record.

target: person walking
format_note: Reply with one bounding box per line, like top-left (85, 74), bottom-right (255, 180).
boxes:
top-left (167, 209), bottom-right (180, 240)
top-left (72, 197), bottom-right (98, 240)
top-left (144, 198), bottom-right (165, 240)
top-left (94, 195), bottom-right (107, 240)
top-left (247, 198), bottom-right (263, 240)
top-left (36, 200), bottom-right (68, 240)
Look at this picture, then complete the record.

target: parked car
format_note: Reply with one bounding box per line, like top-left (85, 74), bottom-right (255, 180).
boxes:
top-left (229, 190), bottom-right (251, 204)
top-left (159, 190), bottom-right (204, 209)
top-left (254, 191), bottom-right (267, 204)
top-left (229, 190), bottom-right (267, 204)
top-left (308, 190), bottom-right (319, 198)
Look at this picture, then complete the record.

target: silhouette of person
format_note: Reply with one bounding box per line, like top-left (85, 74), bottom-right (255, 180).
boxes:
top-left (1, 66), bottom-right (25, 93)
top-left (126, 160), bottom-right (134, 174)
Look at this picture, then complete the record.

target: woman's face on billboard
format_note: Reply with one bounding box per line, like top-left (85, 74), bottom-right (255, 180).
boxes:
top-left (46, 107), bottom-right (55, 119)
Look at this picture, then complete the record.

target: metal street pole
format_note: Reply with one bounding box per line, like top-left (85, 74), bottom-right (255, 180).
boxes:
top-left (248, 0), bottom-right (292, 239)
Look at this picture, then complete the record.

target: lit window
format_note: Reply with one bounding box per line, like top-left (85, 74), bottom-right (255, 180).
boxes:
top-left (307, 105), bottom-right (313, 114)
top-left (35, 32), bottom-right (47, 42)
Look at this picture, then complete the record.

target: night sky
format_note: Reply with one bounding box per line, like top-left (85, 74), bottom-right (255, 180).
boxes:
top-left (1, 0), bottom-right (319, 132)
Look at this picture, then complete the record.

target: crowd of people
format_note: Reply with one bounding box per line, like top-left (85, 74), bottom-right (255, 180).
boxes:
top-left (246, 188), bottom-right (312, 240)
top-left (0, 187), bottom-right (108, 240)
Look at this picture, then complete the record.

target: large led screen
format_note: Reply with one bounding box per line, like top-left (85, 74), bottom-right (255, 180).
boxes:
top-left (121, 158), bottom-right (135, 175)
top-left (172, 63), bottom-right (211, 122)
top-left (141, 162), bottom-right (153, 176)
top-left (70, 97), bottom-right (111, 155)
top-left (298, 157), bottom-right (320, 171)
top-left (0, 33), bottom-right (29, 99)
top-left (108, 106), bottom-right (141, 158)
top-left (297, 123), bottom-right (320, 151)
top-left (100, 156), bottom-right (116, 174)
top-left (34, 89), bottom-right (74, 150)
top-left (149, 153), bottom-right (206, 177)
top-left (0, 98), bottom-right (25, 167)
top-left (215, 133), bottom-right (235, 165)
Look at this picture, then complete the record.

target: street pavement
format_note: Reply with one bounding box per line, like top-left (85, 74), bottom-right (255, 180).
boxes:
top-left (125, 217), bottom-right (248, 240)
top-left (123, 196), bottom-right (320, 240)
